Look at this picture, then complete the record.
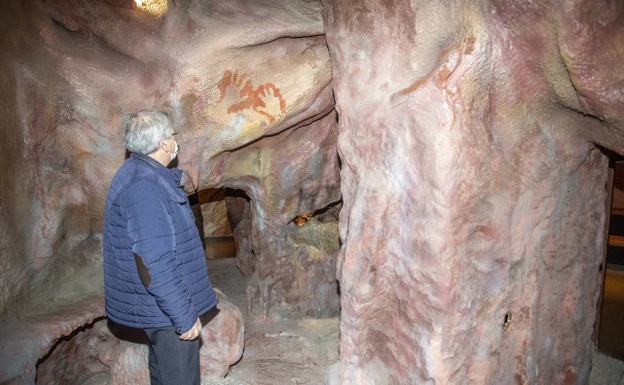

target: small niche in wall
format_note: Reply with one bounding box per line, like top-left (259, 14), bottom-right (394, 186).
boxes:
top-left (188, 188), bottom-right (247, 260)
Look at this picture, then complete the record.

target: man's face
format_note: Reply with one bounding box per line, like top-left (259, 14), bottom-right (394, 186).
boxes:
top-left (164, 128), bottom-right (177, 154)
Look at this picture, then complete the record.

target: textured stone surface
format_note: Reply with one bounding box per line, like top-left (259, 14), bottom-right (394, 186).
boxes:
top-left (199, 289), bottom-right (245, 378)
top-left (209, 257), bottom-right (624, 385)
top-left (225, 195), bottom-right (250, 233)
top-left (34, 289), bottom-right (243, 385)
top-left (2, 0), bottom-right (623, 383)
top-left (35, 320), bottom-right (147, 385)
top-left (203, 379), bottom-right (250, 385)
top-left (590, 350), bottom-right (624, 385)
top-left (208, 258), bottom-right (340, 385)
top-left (230, 198), bottom-right (255, 276)
top-left (0, 261), bottom-right (242, 385)
top-left (201, 201), bottom-right (231, 238)
top-left (0, 266), bottom-right (104, 385)
top-left (223, 111), bottom-right (341, 318)
top-left (322, 0), bottom-right (623, 383)
top-left (0, 0), bottom-right (338, 319)
top-left (199, 189), bottom-right (233, 239)
top-left (201, 110), bottom-right (342, 318)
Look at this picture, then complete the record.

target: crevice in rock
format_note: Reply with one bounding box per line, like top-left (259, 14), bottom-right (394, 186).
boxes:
top-left (222, 106), bottom-right (336, 155)
top-left (234, 34), bottom-right (326, 50)
top-left (290, 199), bottom-right (342, 227)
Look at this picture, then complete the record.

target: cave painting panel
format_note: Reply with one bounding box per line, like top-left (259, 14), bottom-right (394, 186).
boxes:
top-left (0, 1), bottom-right (338, 382)
top-left (217, 70), bottom-right (286, 124)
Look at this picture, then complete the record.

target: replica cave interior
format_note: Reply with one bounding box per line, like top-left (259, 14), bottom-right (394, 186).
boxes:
top-left (1, 0), bottom-right (624, 384)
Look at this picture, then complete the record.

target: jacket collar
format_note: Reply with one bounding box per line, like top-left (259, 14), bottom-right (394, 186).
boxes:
top-left (130, 152), bottom-right (183, 186)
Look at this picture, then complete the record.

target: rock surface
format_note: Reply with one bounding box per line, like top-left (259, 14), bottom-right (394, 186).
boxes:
top-left (2, 0), bottom-right (624, 383)
top-left (0, 266), bottom-right (104, 385)
top-left (0, 0), bottom-right (339, 318)
top-left (227, 111), bottom-right (341, 318)
top-left (208, 257), bottom-right (340, 385)
top-left (201, 201), bottom-right (231, 238)
top-left (322, 0), bottom-right (624, 383)
top-left (34, 289), bottom-right (243, 385)
top-left (198, 189), bottom-right (233, 240)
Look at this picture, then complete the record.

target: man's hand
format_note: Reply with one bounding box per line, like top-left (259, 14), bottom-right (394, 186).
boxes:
top-left (179, 317), bottom-right (202, 340)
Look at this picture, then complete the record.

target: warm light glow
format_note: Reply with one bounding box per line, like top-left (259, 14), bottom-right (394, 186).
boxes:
top-left (134, 0), bottom-right (168, 16)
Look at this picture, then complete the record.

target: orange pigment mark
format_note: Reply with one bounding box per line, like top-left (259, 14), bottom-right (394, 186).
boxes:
top-left (216, 70), bottom-right (286, 123)
top-left (292, 213), bottom-right (313, 226)
top-left (252, 83), bottom-right (286, 122)
top-left (397, 45), bottom-right (453, 96)
top-left (216, 70), bottom-right (234, 103)
top-left (464, 35), bottom-right (476, 55)
top-left (397, 76), bottom-right (430, 96)
top-left (563, 368), bottom-right (576, 385)
top-left (437, 66), bottom-right (452, 84)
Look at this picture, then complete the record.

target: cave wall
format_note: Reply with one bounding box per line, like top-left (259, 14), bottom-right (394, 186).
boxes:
top-left (0, 0), bottom-right (339, 318)
top-left (2, 0), bottom-right (623, 383)
top-left (322, 0), bottom-right (624, 383)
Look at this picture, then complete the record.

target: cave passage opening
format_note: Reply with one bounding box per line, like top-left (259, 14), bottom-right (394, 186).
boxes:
top-left (188, 187), bottom-right (249, 261)
top-left (596, 152), bottom-right (624, 362)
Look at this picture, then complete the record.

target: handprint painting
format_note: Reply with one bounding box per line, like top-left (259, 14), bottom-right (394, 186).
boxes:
top-left (187, 70), bottom-right (290, 157)
top-left (217, 70), bottom-right (287, 125)
top-left (171, 35), bottom-right (333, 191)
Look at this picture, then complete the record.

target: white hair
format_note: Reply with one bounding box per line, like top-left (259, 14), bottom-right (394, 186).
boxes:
top-left (124, 110), bottom-right (172, 154)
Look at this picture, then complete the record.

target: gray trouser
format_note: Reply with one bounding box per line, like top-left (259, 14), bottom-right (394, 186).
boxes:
top-left (144, 326), bottom-right (201, 385)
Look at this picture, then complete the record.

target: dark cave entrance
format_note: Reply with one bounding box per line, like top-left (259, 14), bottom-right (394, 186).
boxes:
top-left (595, 152), bottom-right (624, 362)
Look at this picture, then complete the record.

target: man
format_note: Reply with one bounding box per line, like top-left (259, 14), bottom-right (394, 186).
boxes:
top-left (103, 110), bottom-right (218, 385)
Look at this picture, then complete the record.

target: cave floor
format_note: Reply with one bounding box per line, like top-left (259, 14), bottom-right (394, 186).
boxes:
top-left (0, 250), bottom-right (621, 384)
top-left (207, 254), bottom-right (624, 385)
top-left (206, 256), bottom-right (339, 385)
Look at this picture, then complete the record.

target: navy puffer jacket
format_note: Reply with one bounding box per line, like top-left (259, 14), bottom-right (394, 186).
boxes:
top-left (103, 153), bottom-right (217, 333)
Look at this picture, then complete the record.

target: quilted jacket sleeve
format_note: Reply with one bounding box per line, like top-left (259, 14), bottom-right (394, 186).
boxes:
top-left (123, 178), bottom-right (197, 333)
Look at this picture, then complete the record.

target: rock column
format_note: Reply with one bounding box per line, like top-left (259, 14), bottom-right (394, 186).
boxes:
top-left (323, 0), bottom-right (612, 383)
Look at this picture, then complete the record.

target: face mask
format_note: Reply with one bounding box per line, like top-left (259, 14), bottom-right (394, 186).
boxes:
top-left (170, 140), bottom-right (178, 161)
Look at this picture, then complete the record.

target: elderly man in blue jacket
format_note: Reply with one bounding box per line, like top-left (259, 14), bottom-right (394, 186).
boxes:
top-left (103, 110), bottom-right (218, 385)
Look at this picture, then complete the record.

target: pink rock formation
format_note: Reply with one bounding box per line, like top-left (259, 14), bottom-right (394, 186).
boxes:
top-left (2, 0), bottom-right (622, 383)
top-left (0, 0), bottom-right (338, 381)
top-left (228, 197), bottom-right (256, 276)
top-left (34, 289), bottom-right (243, 385)
top-left (322, 0), bottom-right (624, 383)
top-left (202, 202), bottom-right (232, 238)
top-left (0, 0), bottom-right (339, 321)
top-left (217, 111), bottom-right (341, 318)
top-left (197, 189), bottom-right (232, 240)
top-left (0, 293), bottom-right (105, 385)
top-left (199, 289), bottom-right (245, 378)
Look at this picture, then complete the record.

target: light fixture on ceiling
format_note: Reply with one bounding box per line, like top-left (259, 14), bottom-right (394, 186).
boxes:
top-left (134, 0), bottom-right (168, 17)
